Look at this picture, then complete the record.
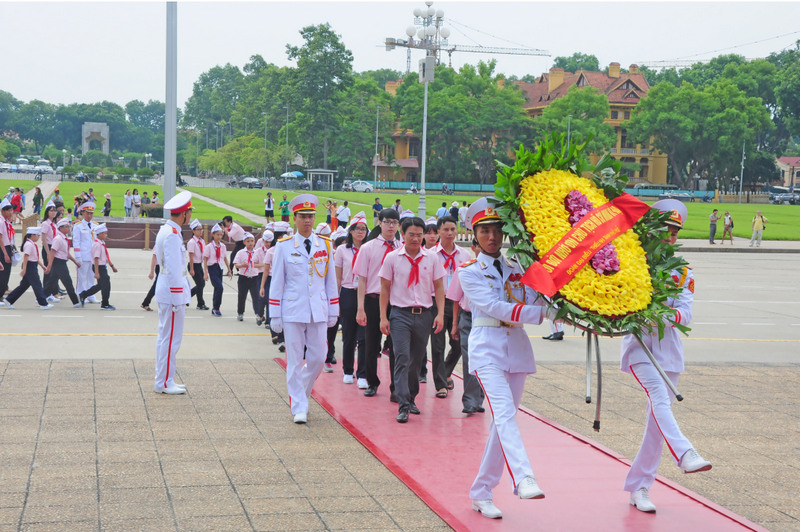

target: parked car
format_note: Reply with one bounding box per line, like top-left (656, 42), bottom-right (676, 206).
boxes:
top-left (657, 192), bottom-right (692, 201)
top-left (350, 180), bottom-right (374, 193)
top-left (0, 163), bottom-right (12, 172)
top-left (770, 192), bottom-right (799, 205)
top-left (239, 177), bottom-right (262, 189)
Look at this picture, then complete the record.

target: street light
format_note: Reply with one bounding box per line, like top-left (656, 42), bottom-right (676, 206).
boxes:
top-left (373, 105), bottom-right (381, 183)
top-left (214, 124), bottom-right (218, 151)
top-left (243, 117), bottom-right (247, 136)
top-left (283, 105), bottom-right (289, 176)
top-left (738, 139), bottom-right (745, 204)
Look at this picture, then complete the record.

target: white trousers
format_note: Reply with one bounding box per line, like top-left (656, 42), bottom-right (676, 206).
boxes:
top-left (470, 367), bottom-right (533, 500)
top-left (76, 259), bottom-right (97, 300)
top-left (155, 303), bottom-right (185, 390)
top-left (284, 321), bottom-right (327, 416)
top-left (624, 362), bottom-right (692, 492)
top-left (549, 319), bottom-right (563, 334)
top-left (749, 230), bottom-right (763, 246)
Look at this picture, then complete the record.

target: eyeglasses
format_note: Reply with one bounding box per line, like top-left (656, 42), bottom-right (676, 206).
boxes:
top-left (381, 220), bottom-right (399, 226)
top-left (352, 227), bottom-right (367, 232)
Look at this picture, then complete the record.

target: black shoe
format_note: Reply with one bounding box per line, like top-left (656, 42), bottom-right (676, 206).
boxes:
top-left (364, 386), bottom-right (377, 397)
top-left (396, 407), bottom-right (409, 423)
top-left (278, 343), bottom-right (286, 353)
top-left (475, 405), bottom-right (485, 413)
top-left (197, 304), bottom-right (209, 310)
top-left (542, 332), bottom-right (564, 341)
top-left (330, 357), bottom-right (337, 365)
top-left (58, 289), bottom-right (67, 296)
top-left (462, 406), bottom-right (476, 414)
top-left (409, 403), bottom-right (420, 415)
top-left (389, 393), bottom-right (399, 404)
top-left (271, 336), bottom-right (279, 345)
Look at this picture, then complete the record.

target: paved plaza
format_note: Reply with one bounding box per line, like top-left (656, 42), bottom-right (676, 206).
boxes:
top-left (1, 247), bottom-right (798, 531)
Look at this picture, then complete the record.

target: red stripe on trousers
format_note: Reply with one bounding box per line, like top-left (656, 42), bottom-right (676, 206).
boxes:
top-left (629, 364), bottom-right (679, 461)
top-left (475, 370), bottom-right (516, 488)
top-left (164, 310), bottom-right (175, 388)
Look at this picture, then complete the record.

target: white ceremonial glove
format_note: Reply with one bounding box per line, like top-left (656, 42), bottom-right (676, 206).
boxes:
top-left (545, 305), bottom-right (560, 322)
top-left (172, 305), bottom-right (183, 312)
top-left (327, 315), bottom-right (338, 328)
top-left (271, 318), bottom-right (283, 333)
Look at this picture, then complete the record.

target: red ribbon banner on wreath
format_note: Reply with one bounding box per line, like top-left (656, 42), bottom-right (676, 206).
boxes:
top-left (521, 193), bottom-right (651, 297)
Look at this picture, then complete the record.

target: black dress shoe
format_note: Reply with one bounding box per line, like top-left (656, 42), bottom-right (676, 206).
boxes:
top-left (409, 403), bottom-right (420, 415)
top-left (396, 407), bottom-right (409, 423)
top-left (364, 386), bottom-right (377, 397)
top-left (462, 406), bottom-right (476, 414)
top-left (197, 305), bottom-right (209, 310)
top-left (389, 393), bottom-right (399, 403)
top-left (330, 357), bottom-right (337, 364)
top-left (475, 405), bottom-right (485, 413)
top-left (542, 332), bottom-right (564, 341)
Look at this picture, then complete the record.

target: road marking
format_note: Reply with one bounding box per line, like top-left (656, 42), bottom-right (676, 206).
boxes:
top-left (694, 322), bottom-right (727, 325)
top-left (0, 332), bottom-right (269, 337)
top-left (103, 315), bottom-right (144, 319)
top-left (741, 323), bottom-right (776, 326)
top-left (528, 335), bottom-right (800, 343)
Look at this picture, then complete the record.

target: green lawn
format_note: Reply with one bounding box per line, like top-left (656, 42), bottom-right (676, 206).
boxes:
top-left (49, 182), bottom-right (234, 222)
top-left (666, 203), bottom-right (799, 241)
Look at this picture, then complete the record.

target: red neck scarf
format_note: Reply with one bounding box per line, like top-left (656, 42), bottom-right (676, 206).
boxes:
top-left (4, 219), bottom-right (13, 243)
top-left (214, 242), bottom-right (221, 262)
top-left (405, 253), bottom-right (424, 287)
top-left (351, 247), bottom-right (359, 279)
top-left (196, 236), bottom-right (204, 254)
top-left (440, 247), bottom-right (457, 271)
top-left (381, 239), bottom-right (394, 265)
top-left (246, 250), bottom-right (253, 273)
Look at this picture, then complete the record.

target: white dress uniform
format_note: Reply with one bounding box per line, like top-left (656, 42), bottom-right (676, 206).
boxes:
top-left (72, 203), bottom-right (98, 302)
top-left (620, 265), bottom-right (695, 492)
top-left (460, 251), bottom-right (546, 500)
top-left (153, 192), bottom-right (193, 393)
top-left (269, 194), bottom-right (340, 420)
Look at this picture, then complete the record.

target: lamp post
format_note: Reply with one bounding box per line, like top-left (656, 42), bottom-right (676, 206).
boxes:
top-left (243, 117), bottom-right (247, 136)
top-left (283, 105), bottom-right (289, 176)
top-left (62, 148), bottom-right (66, 166)
top-left (373, 105), bottom-right (381, 183)
top-left (228, 121), bottom-right (232, 145)
top-left (214, 124), bottom-right (218, 151)
top-left (738, 139), bottom-right (745, 204)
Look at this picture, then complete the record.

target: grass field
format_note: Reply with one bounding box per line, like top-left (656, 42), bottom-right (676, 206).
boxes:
top-left (47, 182), bottom-right (233, 222)
top-left (188, 183), bottom-right (800, 240)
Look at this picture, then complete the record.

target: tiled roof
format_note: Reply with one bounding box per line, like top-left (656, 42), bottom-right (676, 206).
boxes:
top-left (374, 158), bottom-right (419, 169)
top-left (778, 156), bottom-right (800, 167)
top-left (515, 69), bottom-right (651, 110)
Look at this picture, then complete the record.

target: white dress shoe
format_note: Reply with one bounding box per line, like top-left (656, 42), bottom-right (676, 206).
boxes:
top-left (293, 412), bottom-right (307, 424)
top-left (343, 374), bottom-right (354, 384)
top-left (517, 476), bottom-right (545, 499)
top-left (357, 378), bottom-right (368, 389)
top-left (630, 487), bottom-right (656, 512)
top-left (174, 383), bottom-right (186, 390)
top-left (679, 448), bottom-right (712, 473)
top-left (154, 385), bottom-right (186, 395)
top-left (472, 499), bottom-right (502, 519)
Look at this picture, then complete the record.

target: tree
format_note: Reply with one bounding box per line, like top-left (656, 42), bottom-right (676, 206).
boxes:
top-left (286, 23), bottom-right (354, 169)
top-left (360, 68), bottom-right (403, 90)
top-left (125, 99), bottom-right (165, 133)
top-left (0, 90), bottom-right (21, 131)
top-left (183, 64), bottom-right (245, 131)
top-left (10, 100), bottom-right (57, 153)
top-left (552, 53), bottom-right (600, 73)
top-left (534, 85), bottom-right (615, 156)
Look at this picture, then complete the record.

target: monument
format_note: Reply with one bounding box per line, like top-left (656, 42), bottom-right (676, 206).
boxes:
top-left (82, 122), bottom-right (110, 154)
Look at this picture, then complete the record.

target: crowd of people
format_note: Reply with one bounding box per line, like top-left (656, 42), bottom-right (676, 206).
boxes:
top-left (0, 188), bottom-right (715, 521)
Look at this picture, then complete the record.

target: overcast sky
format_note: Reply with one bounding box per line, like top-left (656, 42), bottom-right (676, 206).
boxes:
top-left (3, 1), bottom-right (800, 109)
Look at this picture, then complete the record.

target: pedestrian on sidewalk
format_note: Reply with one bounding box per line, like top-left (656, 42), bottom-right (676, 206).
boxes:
top-left (253, 229), bottom-right (273, 326)
top-left (3, 227), bottom-right (53, 310)
top-left (722, 211), bottom-right (734, 245)
top-left (221, 216), bottom-right (245, 268)
top-left (32, 187), bottom-right (43, 215)
top-left (1, 199), bottom-right (17, 303)
top-left (72, 202), bottom-right (98, 303)
top-left (708, 208), bottom-right (720, 244)
top-left (624, 199), bottom-right (712, 514)
top-left (749, 210), bottom-right (768, 247)
top-left (46, 219), bottom-right (81, 307)
top-left (233, 232), bottom-right (260, 322)
top-left (264, 192), bottom-right (275, 223)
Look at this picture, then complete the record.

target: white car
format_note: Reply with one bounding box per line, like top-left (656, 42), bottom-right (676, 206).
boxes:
top-left (350, 180), bottom-right (374, 193)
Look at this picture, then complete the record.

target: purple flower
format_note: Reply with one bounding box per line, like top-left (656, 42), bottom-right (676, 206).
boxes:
top-left (565, 190), bottom-right (620, 275)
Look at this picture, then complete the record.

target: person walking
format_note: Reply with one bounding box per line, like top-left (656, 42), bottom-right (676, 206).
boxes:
top-left (722, 211), bottom-right (734, 245)
top-left (279, 194), bottom-right (290, 222)
top-left (77, 224), bottom-right (118, 310)
top-left (186, 219), bottom-right (208, 310)
top-left (72, 202), bottom-right (99, 303)
top-left (3, 227), bottom-right (53, 310)
top-left (269, 194), bottom-right (339, 424)
top-left (203, 223), bottom-right (233, 317)
top-left (40, 203), bottom-right (59, 301)
top-left (0, 199), bottom-right (17, 304)
top-left (45, 219), bottom-right (81, 307)
top-left (102, 193), bottom-right (111, 217)
top-left (624, 199), bottom-right (712, 513)
top-left (253, 230), bottom-right (273, 326)
top-left (749, 210), bottom-right (768, 247)
top-left (264, 192), bottom-right (275, 222)
top-left (335, 200), bottom-right (351, 229)
top-left (32, 186), bottom-right (43, 215)
top-left (459, 198), bottom-right (550, 519)
top-left (220, 216), bottom-right (245, 268)
top-left (335, 212), bottom-right (368, 386)
top-left (153, 191), bottom-right (193, 395)
top-left (708, 208), bottom-right (720, 244)
top-left (131, 189), bottom-right (142, 218)
top-left (123, 189), bottom-right (133, 218)
top-left (371, 198), bottom-right (383, 227)
top-left (378, 216), bottom-right (445, 423)
top-left (233, 232), bottom-right (260, 322)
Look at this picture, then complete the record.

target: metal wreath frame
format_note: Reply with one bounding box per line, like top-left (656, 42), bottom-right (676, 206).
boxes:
top-left (559, 316), bottom-right (683, 432)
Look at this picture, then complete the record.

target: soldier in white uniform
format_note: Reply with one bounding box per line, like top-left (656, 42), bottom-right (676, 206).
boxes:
top-left (72, 202), bottom-right (99, 303)
top-left (269, 194), bottom-right (339, 424)
top-left (622, 199), bottom-right (712, 513)
top-left (458, 197), bottom-right (551, 520)
top-left (153, 191), bottom-right (193, 395)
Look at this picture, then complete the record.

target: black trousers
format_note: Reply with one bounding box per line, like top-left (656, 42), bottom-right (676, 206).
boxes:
top-left (142, 265), bottom-right (159, 307)
top-left (230, 240), bottom-right (244, 271)
top-left (427, 300), bottom-right (457, 389)
top-left (254, 273), bottom-right (266, 318)
top-left (0, 245), bottom-right (12, 298)
top-left (47, 258), bottom-right (78, 304)
top-left (208, 263), bottom-right (223, 310)
top-left (189, 263), bottom-right (206, 307)
top-left (41, 248), bottom-right (54, 297)
top-left (326, 317), bottom-right (339, 363)
top-left (340, 287), bottom-right (366, 378)
top-left (6, 262), bottom-right (47, 306)
top-left (365, 294), bottom-right (395, 392)
top-left (237, 275), bottom-right (258, 315)
top-left (79, 265), bottom-right (111, 306)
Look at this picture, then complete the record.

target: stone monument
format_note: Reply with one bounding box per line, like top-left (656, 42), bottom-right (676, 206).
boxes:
top-left (82, 122), bottom-right (110, 154)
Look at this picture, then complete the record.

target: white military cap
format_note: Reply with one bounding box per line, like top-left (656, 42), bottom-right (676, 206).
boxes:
top-left (80, 202), bottom-right (96, 212)
top-left (94, 224), bottom-right (108, 235)
top-left (400, 209), bottom-right (415, 220)
top-left (273, 221), bottom-right (291, 233)
top-left (347, 211), bottom-right (368, 230)
top-left (163, 191), bottom-right (193, 214)
top-left (651, 199), bottom-right (688, 229)
top-left (211, 223), bottom-right (223, 233)
top-left (315, 223), bottom-right (332, 236)
top-left (0, 199), bottom-right (11, 210)
top-left (465, 197), bottom-right (501, 230)
top-left (26, 226), bottom-right (41, 235)
top-left (289, 193), bottom-right (318, 214)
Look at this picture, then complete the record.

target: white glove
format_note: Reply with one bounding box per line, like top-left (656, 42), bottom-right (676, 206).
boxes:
top-left (545, 305), bottom-right (559, 322)
top-left (172, 305), bottom-right (184, 312)
top-left (327, 315), bottom-right (338, 328)
top-left (270, 318), bottom-right (283, 333)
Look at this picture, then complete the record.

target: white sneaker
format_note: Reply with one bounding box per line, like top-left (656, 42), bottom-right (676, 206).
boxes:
top-left (4, 301), bottom-right (14, 310)
top-left (323, 363), bottom-right (333, 373)
top-left (343, 374), bottom-right (354, 384)
top-left (46, 295), bottom-right (57, 303)
top-left (517, 476), bottom-right (545, 499)
top-left (679, 448), bottom-right (712, 473)
top-left (357, 378), bottom-right (368, 389)
top-left (472, 499), bottom-right (502, 519)
top-left (73, 302), bottom-right (82, 308)
top-left (40, 304), bottom-right (54, 310)
top-left (293, 412), bottom-right (307, 424)
top-left (630, 487), bottom-right (656, 512)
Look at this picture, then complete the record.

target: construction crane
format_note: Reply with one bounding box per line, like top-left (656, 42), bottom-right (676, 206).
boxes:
top-left (384, 1), bottom-right (549, 74)
top-left (638, 58), bottom-right (758, 70)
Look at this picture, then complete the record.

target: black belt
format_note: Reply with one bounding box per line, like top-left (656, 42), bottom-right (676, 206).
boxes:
top-left (396, 306), bottom-right (430, 315)
top-left (366, 293), bottom-right (379, 299)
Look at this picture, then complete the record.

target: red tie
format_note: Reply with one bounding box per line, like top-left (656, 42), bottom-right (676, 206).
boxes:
top-left (441, 249), bottom-right (457, 271)
top-left (247, 251), bottom-right (253, 273)
top-left (351, 247), bottom-right (359, 280)
top-left (215, 244), bottom-right (221, 262)
top-left (51, 223), bottom-right (56, 238)
top-left (197, 237), bottom-right (204, 255)
top-left (100, 241), bottom-right (110, 263)
top-left (5, 220), bottom-right (13, 243)
top-left (381, 240), bottom-right (394, 265)
top-left (33, 243), bottom-right (39, 263)
top-left (405, 253), bottom-right (424, 287)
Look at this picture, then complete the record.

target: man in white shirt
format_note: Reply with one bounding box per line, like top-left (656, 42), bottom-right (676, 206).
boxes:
top-left (336, 200), bottom-right (351, 227)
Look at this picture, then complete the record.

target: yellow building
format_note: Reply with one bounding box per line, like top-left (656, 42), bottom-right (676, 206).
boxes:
top-left (515, 62), bottom-right (668, 185)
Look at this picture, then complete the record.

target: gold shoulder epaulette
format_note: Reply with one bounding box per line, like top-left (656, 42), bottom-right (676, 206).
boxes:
top-left (319, 235), bottom-right (331, 241)
top-left (460, 258), bottom-right (478, 268)
top-left (278, 235), bottom-right (292, 242)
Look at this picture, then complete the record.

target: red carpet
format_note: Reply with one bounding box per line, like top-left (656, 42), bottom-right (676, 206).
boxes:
top-left (275, 357), bottom-right (764, 531)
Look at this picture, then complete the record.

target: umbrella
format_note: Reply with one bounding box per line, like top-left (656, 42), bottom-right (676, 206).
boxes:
top-left (291, 170), bottom-right (304, 177)
top-left (280, 172), bottom-right (294, 178)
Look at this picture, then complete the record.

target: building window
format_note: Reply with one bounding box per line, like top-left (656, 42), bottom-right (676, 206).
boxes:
top-left (406, 171), bottom-right (417, 182)
top-left (624, 111), bottom-right (630, 120)
top-left (409, 140), bottom-right (420, 158)
top-left (639, 158), bottom-right (649, 179)
top-left (611, 110), bottom-right (618, 119)
top-left (620, 129), bottom-right (634, 149)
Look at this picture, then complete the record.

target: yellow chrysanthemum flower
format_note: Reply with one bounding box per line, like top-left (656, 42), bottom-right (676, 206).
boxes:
top-left (519, 169), bottom-right (653, 317)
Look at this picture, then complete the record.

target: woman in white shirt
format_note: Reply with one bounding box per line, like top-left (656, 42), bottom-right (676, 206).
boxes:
top-left (131, 188), bottom-right (142, 218)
